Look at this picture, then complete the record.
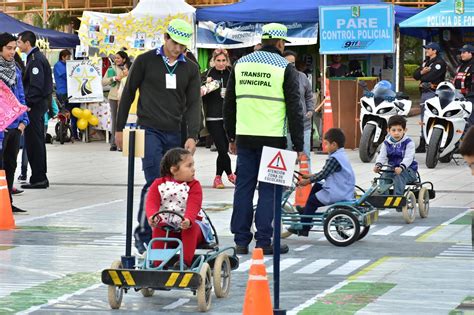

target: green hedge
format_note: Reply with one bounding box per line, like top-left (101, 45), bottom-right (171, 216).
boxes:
top-left (404, 64), bottom-right (419, 77)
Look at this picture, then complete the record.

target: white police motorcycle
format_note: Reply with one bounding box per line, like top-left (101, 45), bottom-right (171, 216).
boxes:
top-left (423, 82), bottom-right (472, 168)
top-left (359, 81), bottom-right (412, 162)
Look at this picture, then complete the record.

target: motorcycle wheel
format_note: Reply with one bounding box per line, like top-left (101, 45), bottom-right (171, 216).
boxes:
top-left (426, 128), bottom-right (442, 169)
top-left (359, 124), bottom-right (378, 163)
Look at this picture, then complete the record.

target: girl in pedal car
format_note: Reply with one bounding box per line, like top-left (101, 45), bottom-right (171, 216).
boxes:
top-left (146, 148), bottom-right (213, 269)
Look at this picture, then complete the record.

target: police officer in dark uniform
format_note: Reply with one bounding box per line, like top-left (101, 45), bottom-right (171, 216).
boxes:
top-left (413, 42), bottom-right (447, 153)
top-left (17, 31), bottom-right (52, 189)
top-left (454, 44), bottom-right (474, 126)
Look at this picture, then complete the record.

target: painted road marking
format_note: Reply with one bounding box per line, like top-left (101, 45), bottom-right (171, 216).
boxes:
top-left (441, 208), bottom-right (471, 225)
top-left (378, 210), bottom-right (390, 216)
top-left (294, 259), bottom-right (336, 274)
top-left (267, 258), bottom-right (303, 273)
top-left (236, 257), bottom-right (271, 272)
top-left (15, 200), bottom-right (124, 224)
top-left (328, 260), bottom-right (370, 275)
top-left (401, 226), bottom-right (431, 236)
top-left (372, 226), bottom-right (403, 236)
top-left (163, 298), bottom-right (190, 310)
top-left (294, 245), bottom-right (313, 252)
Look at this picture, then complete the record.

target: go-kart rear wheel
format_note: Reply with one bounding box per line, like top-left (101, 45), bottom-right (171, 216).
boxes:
top-left (418, 187), bottom-right (430, 218)
top-left (140, 288), bottom-right (154, 297)
top-left (197, 262), bottom-right (212, 312)
top-left (107, 260), bottom-right (123, 309)
top-left (324, 209), bottom-right (360, 247)
top-left (213, 254), bottom-right (231, 298)
top-left (402, 191), bottom-right (417, 224)
top-left (358, 225), bottom-right (370, 240)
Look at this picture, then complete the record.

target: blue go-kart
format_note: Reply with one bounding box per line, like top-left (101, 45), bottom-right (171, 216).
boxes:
top-left (102, 210), bottom-right (239, 312)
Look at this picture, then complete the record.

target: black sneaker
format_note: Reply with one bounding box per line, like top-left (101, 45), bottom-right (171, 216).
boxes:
top-left (12, 187), bottom-right (24, 195)
top-left (235, 245), bottom-right (249, 255)
top-left (287, 228), bottom-right (309, 237)
top-left (256, 243), bottom-right (289, 255)
top-left (17, 174), bottom-right (27, 183)
top-left (110, 145), bottom-right (117, 151)
top-left (12, 205), bottom-right (27, 214)
top-left (295, 205), bottom-right (305, 215)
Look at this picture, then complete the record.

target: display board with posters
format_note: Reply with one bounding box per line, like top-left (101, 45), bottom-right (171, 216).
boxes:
top-left (66, 60), bottom-right (104, 103)
top-left (319, 4), bottom-right (395, 54)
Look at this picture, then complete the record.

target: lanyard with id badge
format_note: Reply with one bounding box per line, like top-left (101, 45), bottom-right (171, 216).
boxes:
top-left (163, 56), bottom-right (178, 89)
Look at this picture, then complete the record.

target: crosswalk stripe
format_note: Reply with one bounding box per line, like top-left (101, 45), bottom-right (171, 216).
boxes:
top-left (236, 257), bottom-right (271, 272)
top-left (372, 226), bottom-right (403, 236)
top-left (440, 252), bottom-right (474, 256)
top-left (400, 226), bottom-right (431, 236)
top-left (294, 259), bottom-right (336, 274)
top-left (294, 245), bottom-right (313, 252)
top-left (328, 260), bottom-right (370, 275)
top-left (267, 258), bottom-right (303, 273)
top-left (378, 210), bottom-right (390, 216)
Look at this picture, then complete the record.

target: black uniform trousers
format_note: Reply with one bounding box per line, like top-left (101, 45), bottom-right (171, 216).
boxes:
top-left (25, 99), bottom-right (48, 184)
top-left (1, 128), bottom-right (22, 204)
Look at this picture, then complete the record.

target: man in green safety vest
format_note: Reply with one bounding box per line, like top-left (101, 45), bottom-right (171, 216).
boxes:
top-left (223, 23), bottom-right (304, 255)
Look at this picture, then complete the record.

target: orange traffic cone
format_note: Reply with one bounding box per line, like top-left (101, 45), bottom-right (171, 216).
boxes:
top-left (322, 79), bottom-right (334, 153)
top-left (0, 170), bottom-right (15, 230)
top-left (242, 248), bottom-right (272, 315)
top-left (294, 154), bottom-right (311, 207)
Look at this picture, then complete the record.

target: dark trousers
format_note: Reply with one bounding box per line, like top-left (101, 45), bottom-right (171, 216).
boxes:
top-left (25, 102), bottom-right (48, 183)
top-left (206, 120), bottom-right (232, 176)
top-left (301, 183), bottom-right (326, 231)
top-left (20, 135), bottom-right (28, 177)
top-left (1, 128), bottom-right (21, 204)
top-left (231, 146), bottom-right (282, 247)
top-left (134, 127), bottom-right (181, 253)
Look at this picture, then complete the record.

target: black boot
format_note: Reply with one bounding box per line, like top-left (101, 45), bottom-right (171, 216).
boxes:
top-left (416, 136), bottom-right (426, 153)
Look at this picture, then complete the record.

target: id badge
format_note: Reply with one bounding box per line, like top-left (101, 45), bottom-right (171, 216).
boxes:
top-left (166, 73), bottom-right (177, 89)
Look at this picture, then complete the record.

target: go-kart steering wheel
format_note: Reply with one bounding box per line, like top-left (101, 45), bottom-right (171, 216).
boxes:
top-left (150, 210), bottom-right (185, 233)
top-left (377, 164), bottom-right (395, 174)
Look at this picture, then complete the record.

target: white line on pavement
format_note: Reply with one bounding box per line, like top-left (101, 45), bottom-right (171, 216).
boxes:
top-left (15, 200), bottom-right (124, 224)
top-left (294, 259), bottom-right (336, 274)
top-left (267, 258), bottom-right (303, 273)
top-left (294, 244), bottom-right (313, 252)
top-left (372, 226), bottom-right (403, 236)
top-left (288, 280), bottom-right (349, 315)
top-left (0, 263), bottom-right (65, 278)
top-left (400, 226), bottom-right (431, 236)
top-left (17, 283), bottom-right (103, 314)
top-left (328, 259), bottom-right (370, 275)
top-left (236, 257), bottom-right (271, 272)
top-left (163, 298), bottom-right (191, 310)
top-left (441, 208), bottom-right (472, 225)
top-left (378, 210), bottom-right (390, 216)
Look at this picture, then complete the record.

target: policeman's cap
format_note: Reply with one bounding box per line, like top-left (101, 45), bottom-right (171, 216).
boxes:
top-left (423, 42), bottom-right (441, 52)
top-left (459, 44), bottom-right (474, 53)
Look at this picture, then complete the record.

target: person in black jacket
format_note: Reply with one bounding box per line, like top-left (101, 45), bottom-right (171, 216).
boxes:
top-left (454, 44), bottom-right (474, 126)
top-left (413, 42), bottom-right (447, 153)
top-left (17, 31), bottom-right (52, 189)
top-left (202, 49), bottom-right (235, 189)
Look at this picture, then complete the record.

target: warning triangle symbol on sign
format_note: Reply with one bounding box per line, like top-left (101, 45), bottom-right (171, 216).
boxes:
top-left (267, 151), bottom-right (287, 171)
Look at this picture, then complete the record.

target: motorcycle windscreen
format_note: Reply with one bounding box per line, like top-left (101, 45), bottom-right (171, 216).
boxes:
top-left (373, 87), bottom-right (396, 106)
top-left (436, 89), bottom-right (455, 108)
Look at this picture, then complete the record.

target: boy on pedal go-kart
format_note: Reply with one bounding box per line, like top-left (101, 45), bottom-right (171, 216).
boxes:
top-left (373, 115), bottom-right (418, 194)
top-left (288, 128), bottom-right (356, 237)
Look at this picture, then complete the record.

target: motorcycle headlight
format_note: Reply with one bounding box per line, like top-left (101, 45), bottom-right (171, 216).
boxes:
top-left (362, 101), bottom-right (372, 113)
top-left (426, 103), bottom-right (439, 116)
top-left (444, 109), bottom-right (461, 118)
top-left (377, 107), bottom-right (394, 115)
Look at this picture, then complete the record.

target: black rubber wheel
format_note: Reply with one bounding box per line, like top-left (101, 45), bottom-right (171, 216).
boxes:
top-left (59, 122), bottom-right (65, 144)
top-left (359, 124), bottom-right (378, 163)
top-left (358, 225), bottom-right (371, 240)
top-left (426, 128), bottom-right (442, 169)
top-left (324, 209), bottom-right (360, 247)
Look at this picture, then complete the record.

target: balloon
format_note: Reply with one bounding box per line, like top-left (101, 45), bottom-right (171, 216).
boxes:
top-left (88, 115), bottom-right (99, 126)
top-left (77, 118), bottom-right (88, 130)
top-left (72, 108), bottom-right (83, 118)
top-left (82, 109), bottom-right (92, 120)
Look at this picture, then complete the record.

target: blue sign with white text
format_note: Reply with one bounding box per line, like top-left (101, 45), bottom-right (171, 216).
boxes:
top-left (319, 4), bottom-right (395, 54)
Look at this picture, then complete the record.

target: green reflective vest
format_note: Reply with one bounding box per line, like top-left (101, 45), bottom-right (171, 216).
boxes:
top-left (234, 51), bottom-right (288, 137)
